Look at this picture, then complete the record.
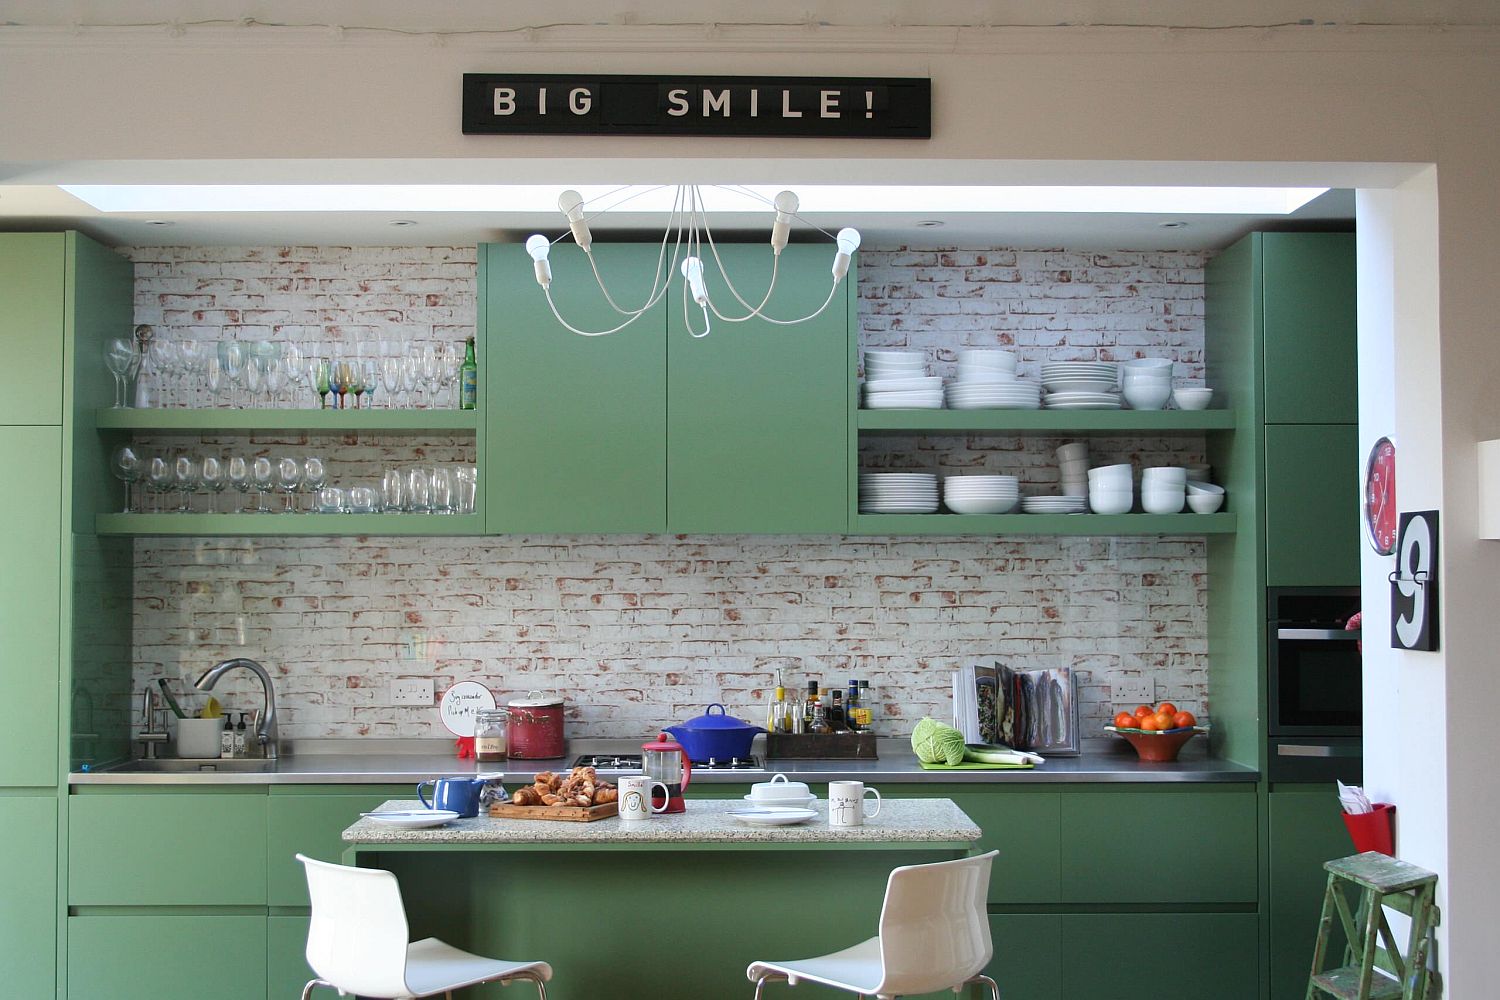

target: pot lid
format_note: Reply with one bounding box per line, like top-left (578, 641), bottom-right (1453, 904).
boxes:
top-left (672, 703), bottom-right (762, 731)
top-left (642, 732), bottom-right (686, 753)
top-left (748, 773), bottom-right (812, 798)
top-left (507, 689), bottom-right (563, 708)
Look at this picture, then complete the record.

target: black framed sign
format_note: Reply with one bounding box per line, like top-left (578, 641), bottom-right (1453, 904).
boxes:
top-left (1390, 509), bottom-right (1439, 652)
top-left (461, 74), bottom-right (931, 139)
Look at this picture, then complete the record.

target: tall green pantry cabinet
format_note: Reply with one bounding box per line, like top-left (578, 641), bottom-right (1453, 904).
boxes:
top-left (0, 232), bottom-right (132, 999)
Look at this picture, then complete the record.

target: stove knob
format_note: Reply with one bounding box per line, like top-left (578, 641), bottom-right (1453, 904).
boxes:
top-left (730, 757), bottom-right (743, 766)
top-left (707, 757), bottom-right (718, 767)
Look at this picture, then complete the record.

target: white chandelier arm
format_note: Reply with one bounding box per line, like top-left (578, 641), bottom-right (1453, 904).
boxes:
top-left (542, 286), bottom-right (653, 338)
top-left (584, 187), bottom-right (686, 318)
top-left (713, 280), bottom-right (842, 326)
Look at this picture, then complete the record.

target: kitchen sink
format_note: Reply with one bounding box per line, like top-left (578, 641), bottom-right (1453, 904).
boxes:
top-left (102, 758), bottom-right (280, 774)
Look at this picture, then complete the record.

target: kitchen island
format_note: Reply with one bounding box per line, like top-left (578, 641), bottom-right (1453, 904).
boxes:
top-left (340, 798), bottom-right (982, 1000)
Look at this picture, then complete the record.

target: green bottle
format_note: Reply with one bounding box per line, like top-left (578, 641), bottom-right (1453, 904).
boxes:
top-left (459, 337), bottom-right (478, 410)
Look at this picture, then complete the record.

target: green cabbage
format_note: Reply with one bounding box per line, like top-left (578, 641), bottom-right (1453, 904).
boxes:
top-left (911, 717), bottom-right (967, 765)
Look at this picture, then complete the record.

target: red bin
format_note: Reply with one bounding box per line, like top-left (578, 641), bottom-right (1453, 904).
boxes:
top-left (1342, 802), bottom-right (1396, 856)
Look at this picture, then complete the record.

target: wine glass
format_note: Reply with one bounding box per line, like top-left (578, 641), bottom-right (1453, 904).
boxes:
top-left (275, 456), bottom-right (303, 513)
top-left (311, 359), bottom-right (330, 409)
top-left (401, 350), bottom-right (421, 408)
top-left (176, 340), bottom-right (204, 408)
top-left (263, 362), bottom-right (284, 409)
top-left (331, 360), bottom-right (352, 410)
top-left (227, 456), bottom-right (251, 512)
top-left (145, 455), bottom-right (173, 513)
top-left (218, 340), bottom-right (246, 407)
top-left (419, 344), bottom-right (441, 409)
top-left (172, 454), bottom-right (200, 513)
top-left (110, 445), bottom-right (142, 512)
top-left (104, 340), bottom-right (137, 408)
top-left (243, 357), bottom-right (264, 409)
top-left (301, 456), bottom-right (327, 514)
top-left (348, 360), bottom-right (367, 410)
top-left (381, 355), bottom-right (404, 409)
top-left (204, 356), bottom-right (226, 407)
top-left (200, 455), bottom-right (226, 513)
top-left (437, 342), bottom-right (462, 408)
top-left (250, 456), bottom-right (274, 513)
top-left (147, 339), bottom-right (177, 408)
top-left (361, 359), bottom-right (380, 409)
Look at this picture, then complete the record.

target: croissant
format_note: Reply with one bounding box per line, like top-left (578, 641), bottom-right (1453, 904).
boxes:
top-left (540, 792), bottom-right (565, 806)
top-left (593, 786), bottom-right (618, 804)
top-left (512, 787), bottom-right (540, 806)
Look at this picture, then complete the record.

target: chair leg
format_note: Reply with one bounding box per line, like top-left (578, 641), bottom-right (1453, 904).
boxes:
top-left (753, 972), bottom-right (790, 998)
top-left (961, 975), bottom-right (1000, 1000)
top-left (299, 980), bottom-right (333, 1000)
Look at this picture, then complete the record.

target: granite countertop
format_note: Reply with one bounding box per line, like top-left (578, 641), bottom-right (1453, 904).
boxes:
top-left (70, 737), bottom-right (1257, 785)
top-left (343, 797), bottom-right (981, 845)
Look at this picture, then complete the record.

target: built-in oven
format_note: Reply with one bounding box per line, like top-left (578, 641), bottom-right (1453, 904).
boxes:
top-left (1267, 587), bottom-right (1363, 783)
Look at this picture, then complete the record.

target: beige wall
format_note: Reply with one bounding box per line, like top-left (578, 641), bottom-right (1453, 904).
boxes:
top-left (3, 19), bottom-right (1498, 992)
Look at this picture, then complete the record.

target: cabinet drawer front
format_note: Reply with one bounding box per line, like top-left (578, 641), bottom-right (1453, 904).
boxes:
top-left (0, 426), bottom-right (62, 786)
top-left (1059, 788), bottom-right (1257, 903)
top-left (1264, 423), bottom-right (1360, 587)
top-left (987, 914), bottom-right (1062, 1000)
top-left (69, 915), bottom-right (267, 1000)
top-left (1269, 788), bottom-right (1355, 1000)
top-left (484, 242), bottom-right (667, 532)
top-left (0, 232), bottom-right (65, 424)
top-left (0, 796), bottom-right (58, 998)
top-left (905, 787), bottom-right (1061, 902)
top-left (70, 793), bottom-right (268, 905)
top-left (1261, 233), bottom-right (1357, 424)
top-left (266, 787), bottom-right (410, 906)
top-left (268, 914), bottom-right (315, 1000)
top-left (1061, 913), bottom-right (1259, 1000)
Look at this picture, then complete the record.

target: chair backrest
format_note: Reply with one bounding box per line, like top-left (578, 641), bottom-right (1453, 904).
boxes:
top-left (297, 853), bottom-right (412, 998)
top-left (875, 850), bottom-right (997, 995)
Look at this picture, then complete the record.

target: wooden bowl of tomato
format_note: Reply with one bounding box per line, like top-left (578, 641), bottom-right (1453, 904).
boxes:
top-left (1107, 704), bottom-right (1203, 762)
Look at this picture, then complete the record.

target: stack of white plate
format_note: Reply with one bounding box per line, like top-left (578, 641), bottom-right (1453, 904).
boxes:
top-left (942, 475), bottom-right (1020, 514)
top-left (1020, 495), bottom-right (1089, 514)
top-left (944, 379), bottom-right (1042, 410)
top-left (862, 375), bottom-right (944, 409)
top-left (864, 351), bottom-right (928, 381)
top-left (1040, 361), bottom-right (1122, 409)
top-left (858, 472), bottom-right (940, 514)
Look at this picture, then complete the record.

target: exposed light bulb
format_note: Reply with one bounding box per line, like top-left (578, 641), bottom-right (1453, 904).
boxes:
top-left (770, 190), bottom-right (799, 254)
top-left (831, 227), bottom-right (861, 283)
top-left (525, 234), bottom-right (552, 288)
top-left (681, 256), bottom-right (708, 306)
top-left (557, 189), bottom-right (592, 252)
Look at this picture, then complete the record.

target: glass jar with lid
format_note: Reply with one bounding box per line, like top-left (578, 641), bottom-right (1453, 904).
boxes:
top-left (474, 709), bottom-right (508, 762)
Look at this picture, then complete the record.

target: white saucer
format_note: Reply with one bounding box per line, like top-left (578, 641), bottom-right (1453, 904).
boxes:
top-left (727, 806), bottom-right (819, 826)
top-left (362, 809), bottom-right (461, 829)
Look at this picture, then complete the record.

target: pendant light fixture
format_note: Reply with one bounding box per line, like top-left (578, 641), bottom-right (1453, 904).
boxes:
top-left (524, 185), bottom-right (860, 338)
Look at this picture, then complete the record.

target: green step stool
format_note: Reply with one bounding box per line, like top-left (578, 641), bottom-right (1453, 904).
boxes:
top-left (1306, 851), bottom-right (1440, 1000)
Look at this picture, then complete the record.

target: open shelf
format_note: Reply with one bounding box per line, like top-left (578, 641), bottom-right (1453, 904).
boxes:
top-left (93, 408), bottom-right (480, 434)
top-left (855, 409), bottom-right (1236, 434)
top-left (849, 512), bottom-right (1236, 536)
top-left (95, 512), bottom-right (486, 536)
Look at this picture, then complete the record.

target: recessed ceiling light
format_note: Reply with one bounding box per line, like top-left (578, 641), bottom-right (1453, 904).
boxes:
top-left (389, 219), bottom-right (418, 227)
top-left (1158, 221), bottom-right (1189, 229)
top-left (916, 220), bottom-right (945, 228)
top-left (143, 219), bottom-right (174, 227)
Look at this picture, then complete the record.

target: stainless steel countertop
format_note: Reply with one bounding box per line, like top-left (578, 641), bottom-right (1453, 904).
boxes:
top-left (69, 737), bottom-right (1257, 785)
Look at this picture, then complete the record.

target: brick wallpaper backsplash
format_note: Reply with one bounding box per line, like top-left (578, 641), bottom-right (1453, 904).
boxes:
top-left (126, 244), bottom-right (1210, 740)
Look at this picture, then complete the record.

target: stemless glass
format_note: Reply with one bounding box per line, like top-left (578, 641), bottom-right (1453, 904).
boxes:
top-left (250, 456), bottom-right (275, 513)
top-left (146, 455), bottom-right (173, 513)
top-left (381, 468), bottom-right (407, 512)
top-left (110, 445), bottom-right (142, 512)
top-left (301, 456), bottom-right (327, 514)
top-left (200, 455), bottom-right (226, 513)
top-left (104, 340), bottom-right (137, 408)
top-left (275, 456), bottom-right (303, 513)
top-left (429, 466), bottom-right (454, 513)
top-left (405, 466), bottom-right (431, 513)
top-left (227, 456), bottom-right (251, 512)
top-left (454, 465), bottom-right (477, 515)
top-left (172, 454), bottom-right (200, 513)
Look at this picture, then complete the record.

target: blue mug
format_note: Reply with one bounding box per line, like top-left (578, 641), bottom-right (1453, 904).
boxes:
top-left (417, 777), bottom-right (485, 818)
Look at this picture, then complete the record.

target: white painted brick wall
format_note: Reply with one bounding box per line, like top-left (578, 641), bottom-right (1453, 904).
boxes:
top-left (126, 245), bottom-right (1210, 740)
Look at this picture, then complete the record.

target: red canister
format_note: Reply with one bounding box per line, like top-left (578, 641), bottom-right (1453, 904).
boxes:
top-left (505, 691), bottom-right (566, 759)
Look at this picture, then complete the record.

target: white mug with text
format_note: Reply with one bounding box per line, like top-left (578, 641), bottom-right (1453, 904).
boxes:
top-left (828, 780), bottom-right (882, 828)
top-left (618, 774), bottom-right (670, 821)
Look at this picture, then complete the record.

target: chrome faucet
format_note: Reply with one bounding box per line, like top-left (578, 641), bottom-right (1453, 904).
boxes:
top-left (195, 658), bottom-right (279, 760)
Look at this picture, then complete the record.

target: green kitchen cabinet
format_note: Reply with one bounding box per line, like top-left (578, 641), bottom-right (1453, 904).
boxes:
top-left (0, 795), bottom-right (58, 998)
top-left (0, 232), bottom-right (66, 424)
top-left (1261, 234), bottom-right (1357, 425)
top-left (665, 245), bottom-right (850, 532)
top-left (69, 915), bottom-right (268, 1000)
top-left (1269, 787), bottom-right (1355, 1000)
top-left (986, 914), bottom-right (1062, 1000)
top-left (268, 914), bottom-right (315, 1000)
top-left (266, 786), bottom-right (410, 906)
top-left (1264, 424), bottom-right (1360, 587)
top-left (483, 242), bottom-right (668, 533)
top-left (1058, 787), bottom-right (1258, 903)
top-left (906, 786), bottom-right (1062, 903)
top-left (69, 792), bottom-right (268, 905)
top-left (1060, 913), bottom-right (1259, 999)
top-left (0, 426), bottom-right (63, 787)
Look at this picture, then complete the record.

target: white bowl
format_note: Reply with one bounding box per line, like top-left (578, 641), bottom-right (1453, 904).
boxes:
top-left (1142, 491), bottom-right (1186, 514)
top-left (1088, 463), bottom-right (1132, 477)
top-left (958, 350), bottom-right (1017, 368)
top-left (1173, 387), bottom-right (1214, 410)
top-left (1122, 357), bottom-right (1174, 372)
top-left (946, 496), bottom-right (1018, 514)
top-left (1089, 492), bottom-right (1134, 515)
top-left (1142, 466), bottom-right (1188, 483)
top-left (1122, 384), bottom-right (1172, 410)
top-left (1187, 492), bottom-right (1224, 514)
top-left (1186, 481), bottom-right (1225, 495)
top-left (953, 369), bottom-right (1017, 383)
top-left (1056, 442), bottom-right (1089, 463)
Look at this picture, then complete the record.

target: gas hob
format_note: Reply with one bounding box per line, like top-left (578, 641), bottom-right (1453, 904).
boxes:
top-left (570, 753), bottom-right (766, 773)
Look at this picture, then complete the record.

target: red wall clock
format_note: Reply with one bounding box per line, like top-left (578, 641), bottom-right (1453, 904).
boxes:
top-left (1365, 437), bottom-right (1397, 555)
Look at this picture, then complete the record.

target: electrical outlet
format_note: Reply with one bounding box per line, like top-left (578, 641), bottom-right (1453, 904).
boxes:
top-left (1113, 679), bottom-right (1153, 704)
top-left (391, 678), bottom-right (435, 706)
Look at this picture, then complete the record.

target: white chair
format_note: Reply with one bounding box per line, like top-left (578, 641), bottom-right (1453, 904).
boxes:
top-left (296, 854), bottom-right (551, 999)
top-left (746, 850), bottom-right (1000, 1000)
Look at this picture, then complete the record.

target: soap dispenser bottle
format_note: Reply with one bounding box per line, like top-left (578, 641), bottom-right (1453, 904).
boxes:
top-left (233, 713), bottom-right (247, 758)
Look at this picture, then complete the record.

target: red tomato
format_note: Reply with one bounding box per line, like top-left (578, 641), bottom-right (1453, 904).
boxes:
top-left (1156, 702), bottom-right (1178, 717)
top-left (1134, 705), bottom-right (1155, 719)
top-left (1139, 716), bottom-right (1161, 731)
top-left (1173, 711), bottom-right (1197, 728)
top-left (1114, 712), bottom-right (1138, 729)
top-left (1153, 711), bottom-right (1177, 731)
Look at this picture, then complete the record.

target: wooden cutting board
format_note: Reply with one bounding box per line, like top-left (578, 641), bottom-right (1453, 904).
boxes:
top-left (489, 800), bottom-right (619, 822)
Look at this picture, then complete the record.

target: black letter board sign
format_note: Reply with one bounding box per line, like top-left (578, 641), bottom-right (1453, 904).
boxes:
top-left (462, 74), bottom-right (931, 139)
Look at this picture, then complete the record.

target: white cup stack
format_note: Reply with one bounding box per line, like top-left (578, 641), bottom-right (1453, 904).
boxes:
top-left (862, 351), bottom-right (942, 409)
top-left (1121, 358), bottom-right (1175, 410)
top-left (1141, 466), bottom-right (1188, 513)
top-left (1056, 441), bottom-right (1090, 497)
top-left (942, 475), bottom-right (1020, 514)
top-left (1087, 463), bottom-right (1135, 515)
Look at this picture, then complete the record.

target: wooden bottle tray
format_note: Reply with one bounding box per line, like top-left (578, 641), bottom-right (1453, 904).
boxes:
top-left (489, 800), bottom-right (619, 822)
top-left (766, 732), bottom-right (878, 759)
